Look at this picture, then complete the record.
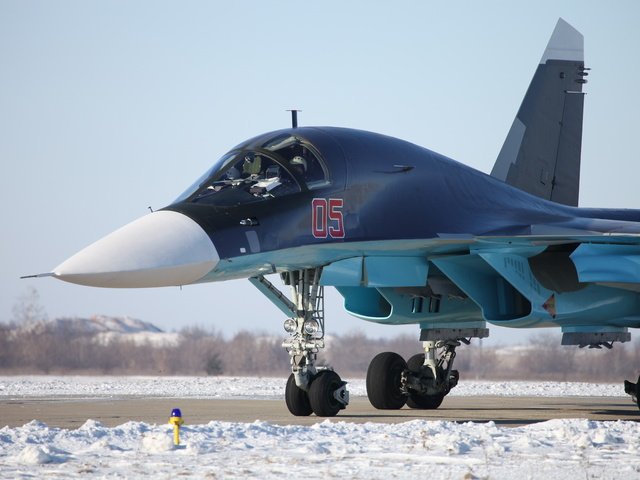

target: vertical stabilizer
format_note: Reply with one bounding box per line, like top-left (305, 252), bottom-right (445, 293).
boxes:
top-left (490, 19), bottom-right (587, 206)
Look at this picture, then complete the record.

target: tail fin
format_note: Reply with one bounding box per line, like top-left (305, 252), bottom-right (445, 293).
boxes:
top-left (490, 18), bottom-right (587, 207)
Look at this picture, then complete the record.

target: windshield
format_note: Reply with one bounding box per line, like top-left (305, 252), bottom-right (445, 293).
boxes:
top-left (173, 133), bottom-right (329, 207)
top-left (173, 152), bottom-right (236, 203)
top-left (190, 151), bottom-right (302, 206)
top-left (262, 134), bottom-right (329, 188)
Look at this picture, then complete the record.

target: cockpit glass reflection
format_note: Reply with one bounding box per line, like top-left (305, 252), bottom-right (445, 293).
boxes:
top-left (262, 134), bottom-right (329, 189)
top-left (192, 151), bottom-right (301, 206)
top-left (174, 134), bottom-right (329, 206)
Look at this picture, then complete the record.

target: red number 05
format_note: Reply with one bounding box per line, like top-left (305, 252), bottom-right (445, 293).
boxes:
top-left (312, 198), bottom-right (345, 239)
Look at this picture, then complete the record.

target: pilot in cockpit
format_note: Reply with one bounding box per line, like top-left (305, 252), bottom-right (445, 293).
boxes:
top-left (242, 154), bottom-right (262, 178)
top-left (290, 155), bottom-right (307, 179)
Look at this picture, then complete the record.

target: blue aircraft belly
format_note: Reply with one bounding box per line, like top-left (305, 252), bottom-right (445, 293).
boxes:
top-left (336, 285), bottom-right (483, 327)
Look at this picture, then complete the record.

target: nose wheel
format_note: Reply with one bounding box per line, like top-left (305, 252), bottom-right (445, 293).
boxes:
top-left (285, 373), bottom-right (312, 416)
top-left (285, 370), bottom-right (348, 417)
top-left (309, 370), bottom-right (348, 417)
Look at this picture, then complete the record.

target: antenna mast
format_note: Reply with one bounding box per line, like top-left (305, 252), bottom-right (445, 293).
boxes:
top-left (286, 109), bottom-right (301, 128)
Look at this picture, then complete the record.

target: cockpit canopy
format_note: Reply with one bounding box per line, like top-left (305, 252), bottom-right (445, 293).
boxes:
top-left (175, 133), bottom-right (329, 206)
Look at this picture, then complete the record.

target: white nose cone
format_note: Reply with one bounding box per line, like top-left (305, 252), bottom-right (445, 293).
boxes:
top-left (54, 210), bottom-right (218, 288)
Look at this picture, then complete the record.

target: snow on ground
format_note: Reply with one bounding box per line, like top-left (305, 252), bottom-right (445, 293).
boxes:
top-left (1, 418), bottom-right (640, 479)
top-left (0, 375), bottom-right (629, 399)
top-left (0, 377), bottom-right (638, 479)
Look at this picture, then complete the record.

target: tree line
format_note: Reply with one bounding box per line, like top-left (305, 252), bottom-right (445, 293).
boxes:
top-left (1, 323), bottom-right (639, 381)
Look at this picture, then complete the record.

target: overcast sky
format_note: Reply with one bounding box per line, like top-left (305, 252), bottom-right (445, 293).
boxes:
top-left (2, 1), bottom-right (639, 345)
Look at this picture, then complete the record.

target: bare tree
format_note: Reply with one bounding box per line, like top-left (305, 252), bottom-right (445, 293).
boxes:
top-left (1, 316), bottom-right (639, 380)
top-left (11, 286), bottom-right (47, 326)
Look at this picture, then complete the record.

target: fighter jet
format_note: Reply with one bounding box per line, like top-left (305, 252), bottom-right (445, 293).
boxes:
top-left (28, 19), bottom-right (640, 416)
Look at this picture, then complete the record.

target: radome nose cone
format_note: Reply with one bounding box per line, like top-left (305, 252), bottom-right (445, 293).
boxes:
top-left (54, 210), bottom-right (218, 287)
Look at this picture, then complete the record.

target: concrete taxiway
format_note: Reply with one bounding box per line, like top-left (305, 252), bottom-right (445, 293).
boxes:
top-left (1, 396), bottom-right (638, 429)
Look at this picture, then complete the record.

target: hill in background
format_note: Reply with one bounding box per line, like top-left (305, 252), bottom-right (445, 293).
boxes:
top-left (2, 315), bottom-right (640, 382)
top-left (19, 315), bottom-right (180, 347)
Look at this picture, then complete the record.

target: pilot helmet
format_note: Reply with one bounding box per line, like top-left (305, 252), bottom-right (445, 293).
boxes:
top-left (225, 166), bottom-right (240, 180)
top-left (290, 155), bottom-right (307, 172)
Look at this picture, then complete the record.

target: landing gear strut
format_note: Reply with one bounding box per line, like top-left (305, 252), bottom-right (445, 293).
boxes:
top-left (366, 328), bottom-right (487, 410)
top-left (403, 339), bottom-right (462, 409)
top-left (250, 269), bottom-right (349, 417)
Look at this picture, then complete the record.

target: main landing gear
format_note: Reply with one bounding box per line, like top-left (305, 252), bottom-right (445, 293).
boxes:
top-left (251, 269), bottom-right (349, 417)
top-left (624, 375), bottom-right (640, 411)
top-left (366, 329), bottom-right (487, 410)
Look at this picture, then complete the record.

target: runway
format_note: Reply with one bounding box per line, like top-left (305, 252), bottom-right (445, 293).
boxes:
top-left (2, 395), bottom-right (638, 429)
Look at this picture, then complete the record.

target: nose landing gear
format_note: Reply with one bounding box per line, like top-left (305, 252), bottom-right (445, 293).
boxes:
top-left (251, 269), bottom-right (349, 417)
top-left (281, 269), bottom-right (349, 417)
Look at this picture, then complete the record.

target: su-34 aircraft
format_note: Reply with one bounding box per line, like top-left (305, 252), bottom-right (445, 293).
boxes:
top-left (27, 18), bottom-right (640, 416)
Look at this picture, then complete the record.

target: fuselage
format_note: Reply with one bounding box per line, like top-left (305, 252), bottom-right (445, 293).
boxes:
top-left (53, 126), bottom-right (640, 288)
top-left (162, 126), bottom-right (640, 281)
top-left (50, 126), bottom-right (640, 333)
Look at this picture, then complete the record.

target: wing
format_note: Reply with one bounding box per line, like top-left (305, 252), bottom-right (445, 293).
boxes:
top-left (315, 228), bottom-right (640, 347)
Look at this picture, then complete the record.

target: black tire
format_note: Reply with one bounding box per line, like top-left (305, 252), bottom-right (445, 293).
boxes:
top-left (406, 353), bottom-right (425, 409)
top-left (624, 375), bottom-right (640, 411)
top-left (308, 370), bottom-right (343, 417)
top-left (285, 373), bottom-right (312, 416)
top-left (407, 353), bottom-right (425, 372)
top-left (407, 391), bottom-right (445, 409)
top-left (366, 352), bottom-right (407, 409)
top-left (405, 353), bottom-right (445, 410)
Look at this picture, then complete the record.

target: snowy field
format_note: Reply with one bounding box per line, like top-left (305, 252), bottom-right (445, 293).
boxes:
top-left (0, 375), bottom-right (630, 399)
top-left (1, 376), bottom-right (639, 479)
